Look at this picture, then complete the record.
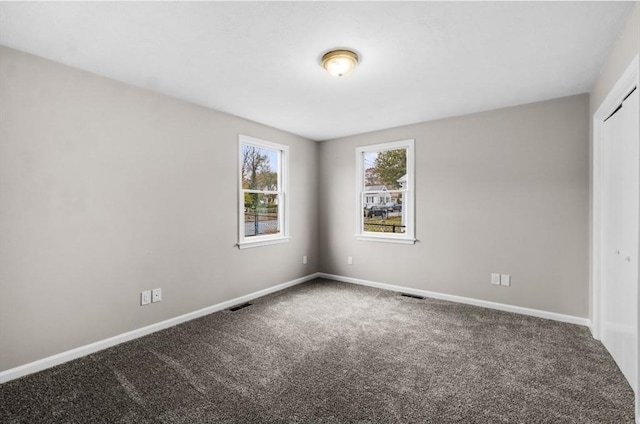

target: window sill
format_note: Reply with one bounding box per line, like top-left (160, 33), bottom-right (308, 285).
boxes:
top-left (356, 235), bottom-right (416, 245)
top-left (238, 236), bottom-right (290, 250)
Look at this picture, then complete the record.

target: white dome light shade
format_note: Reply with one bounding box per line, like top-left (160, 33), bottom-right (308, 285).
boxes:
top-left (321, 50), bottom-right (359, 77)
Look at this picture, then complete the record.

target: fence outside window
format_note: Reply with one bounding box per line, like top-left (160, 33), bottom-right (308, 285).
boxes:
top-left (244, 209), bottom-right (279, 236)
top-left (363, 222), bottom-right (406, 233)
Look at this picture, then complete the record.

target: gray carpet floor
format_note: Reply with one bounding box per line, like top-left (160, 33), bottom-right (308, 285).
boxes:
top-left (0, 278), bottom-right (635, 423)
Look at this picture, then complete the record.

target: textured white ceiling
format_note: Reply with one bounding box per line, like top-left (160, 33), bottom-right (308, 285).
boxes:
top-left (0, 2), bottom-right (634, 141)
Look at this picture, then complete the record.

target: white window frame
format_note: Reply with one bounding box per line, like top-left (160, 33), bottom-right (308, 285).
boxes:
top-left (356, 139), bottom-right (416, 244)
top-left (238, 135), bottom-right (290, 249)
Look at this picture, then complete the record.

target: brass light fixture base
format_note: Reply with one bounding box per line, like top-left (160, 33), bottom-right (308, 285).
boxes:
top-left (321, 49), bottom-right (359, 77)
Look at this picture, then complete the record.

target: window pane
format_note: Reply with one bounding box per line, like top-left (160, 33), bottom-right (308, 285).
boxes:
top-left (244, 193), bottom-right (280, 237)
top-left (363, 191), bottom-right (406, 234)
top-left (241, 144), bottom-right (279, 191)
top-left (363, 148), bottom-right (407, 191)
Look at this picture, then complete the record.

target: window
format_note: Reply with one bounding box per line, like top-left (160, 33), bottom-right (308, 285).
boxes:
top-left (356, 139), bottom-right (415, 244)
top-left (238, 135), bottom-right (289, 249)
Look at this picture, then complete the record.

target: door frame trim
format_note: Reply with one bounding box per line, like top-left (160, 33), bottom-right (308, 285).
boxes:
top-left (591, 53), bottom-right (639, 414)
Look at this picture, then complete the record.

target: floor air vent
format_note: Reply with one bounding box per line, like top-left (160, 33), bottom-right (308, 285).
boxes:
top-left (229, 302), bottom-right (252, 312)
top-left (400, 293), bottom-right (425, 300)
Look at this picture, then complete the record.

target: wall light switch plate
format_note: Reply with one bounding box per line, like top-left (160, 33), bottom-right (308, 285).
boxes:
top-left (141, 290), bottom-right (151, 305)
top-left (303, 255), bottom-right (307, 264)
top-left (152, 288), bottom-right (162, 303)
top-left (347, 256), bottom-right (353, 265)
top-left (491, 273), bottom-right (501, 285)
top-left (500, 274), bottom-right (511, 287)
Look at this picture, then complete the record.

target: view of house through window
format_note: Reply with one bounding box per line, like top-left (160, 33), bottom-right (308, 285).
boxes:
top-left (362, 147), bottom-right (408, 233)
top-left (241, 141), bottom-right (281, 238)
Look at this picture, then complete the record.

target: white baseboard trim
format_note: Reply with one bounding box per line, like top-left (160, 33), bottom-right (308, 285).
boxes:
top-left (0, 272), bottom-right (320, 384)
top-left (318, 273), bottom-right (592, 328)
top-left (0, 272), bottom-right (594, 384)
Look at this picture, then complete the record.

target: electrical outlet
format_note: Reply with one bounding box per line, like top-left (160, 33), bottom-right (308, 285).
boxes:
top-left (141, 290), bottom-right (151, 305)
top-left (500, 274), bottom-right (511, 287)
top-left (152, 288), bottom-right (162, 303)
top-left (347, 256), bottom-right (353, 265)
top-left (491, 273), bottom-right (501, 285)
top-left (303, 255), bottom-right (307, 264)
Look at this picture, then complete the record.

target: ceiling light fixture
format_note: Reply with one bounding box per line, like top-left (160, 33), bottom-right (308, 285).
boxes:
top-left (321, 49), bottom-right (359, 78)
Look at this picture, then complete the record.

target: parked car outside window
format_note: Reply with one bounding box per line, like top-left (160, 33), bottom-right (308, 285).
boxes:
top-left (384, 202), bottom-right (402, 212)
top-left (366, 206), bottom-right (388, 218)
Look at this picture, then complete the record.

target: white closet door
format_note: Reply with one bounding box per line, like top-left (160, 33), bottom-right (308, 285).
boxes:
top-left (601, 87), bottom-right (639, 391)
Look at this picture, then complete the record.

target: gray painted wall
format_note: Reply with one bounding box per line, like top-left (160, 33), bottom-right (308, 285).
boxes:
top-left (0, 46), bottom-right (320, 371)
top-left (319, 94), bottom-right (590, 318)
